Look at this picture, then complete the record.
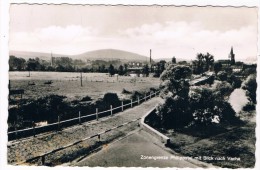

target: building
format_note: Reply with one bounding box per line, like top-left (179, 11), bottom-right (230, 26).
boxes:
top-left (229, 46), bottom-right (235, 65)
top-left (126, 49), bottom-right (153, 77)
top-left (217, 46), bottom-right (236, 67)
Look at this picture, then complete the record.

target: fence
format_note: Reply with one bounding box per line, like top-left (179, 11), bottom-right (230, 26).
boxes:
top-left (8, 91), bottom-right (160, 140)
top-left (14, 117), bottom-right (141, 166)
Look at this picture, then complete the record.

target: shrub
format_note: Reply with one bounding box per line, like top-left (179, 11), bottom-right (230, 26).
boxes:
top-left (156, 95), bottom-right (192, 129)
top-left (242, 74), bottom-right (257, 104)
top-left (189, 88), bottom-right (237, 126)
top-left (102, 93), bottom-right (120, 107)
top-left (217, 71), bottom-right (228, 81)
top-left (160, 65), bottom-right (192, 81)
top-left (81, 96), bottom-right (92, 102)
top-left (122, 88), bottom-right (131, 94)
top-left (215, 81), bottom-right (233, 97)
top-left (131, 91), bottom-right (142, 101)
top-left (242, 102), bottom-right (255, 112)
top-left (228, 74), bottom-right (242, 89)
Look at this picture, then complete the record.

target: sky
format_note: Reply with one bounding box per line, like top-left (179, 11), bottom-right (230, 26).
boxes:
top-left (9, 4), bottom-right (258, 61)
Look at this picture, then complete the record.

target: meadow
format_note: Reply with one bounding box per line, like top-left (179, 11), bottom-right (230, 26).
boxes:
top-left (9, 71), bottom-right (160, 101)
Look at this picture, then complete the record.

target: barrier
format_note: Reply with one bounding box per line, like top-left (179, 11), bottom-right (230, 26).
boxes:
top-left (140, 107), bottom-right (170, 146)
top-left (14, 117), bottom-right (141, 165)
top-left (8, 91), bottom-right (160, 140)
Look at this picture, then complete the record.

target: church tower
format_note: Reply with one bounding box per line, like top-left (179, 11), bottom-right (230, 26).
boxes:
top-left (150, 49), bottom-right (152, 65)
top-left (229, 46), bottom-right (235, 65)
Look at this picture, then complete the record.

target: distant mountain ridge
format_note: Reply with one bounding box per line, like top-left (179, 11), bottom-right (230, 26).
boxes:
top-left (9, 49), bottom-right (150, 62)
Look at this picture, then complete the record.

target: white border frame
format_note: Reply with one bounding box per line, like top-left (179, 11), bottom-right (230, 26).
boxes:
top-left (1, 1), bottom-right (259, 170)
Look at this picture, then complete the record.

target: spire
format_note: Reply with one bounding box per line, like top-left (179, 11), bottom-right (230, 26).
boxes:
top-left (150, 49), bottom-right (152, 64)
top-left (229, 46), bottom-right (235, 65)
top-left (230, 46), bottom-right (234, 55)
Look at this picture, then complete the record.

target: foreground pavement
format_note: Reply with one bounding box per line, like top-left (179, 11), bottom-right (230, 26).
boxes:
top-left (74, 129), bottom-right (212, 168)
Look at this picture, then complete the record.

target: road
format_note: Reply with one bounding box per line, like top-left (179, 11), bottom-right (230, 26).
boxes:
top-left (74, 129), bottom-right (207, 168)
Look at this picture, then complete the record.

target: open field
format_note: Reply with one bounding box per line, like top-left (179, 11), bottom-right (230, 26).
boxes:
top-left (9, 71), bottom-right (160, 101)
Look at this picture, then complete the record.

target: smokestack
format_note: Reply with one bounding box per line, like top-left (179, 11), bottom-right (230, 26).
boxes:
top-left (150, 49), bottom-right (152, 64)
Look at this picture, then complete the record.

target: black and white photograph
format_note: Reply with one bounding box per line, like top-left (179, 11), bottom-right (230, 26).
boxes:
top-left (0, 0), bottom-right (259, 169)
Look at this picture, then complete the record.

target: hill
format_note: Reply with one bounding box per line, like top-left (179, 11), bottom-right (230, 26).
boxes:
top-left (75, 49), bottom-right (149, 62)
top-left (9, 49), bottom-right (150, 62)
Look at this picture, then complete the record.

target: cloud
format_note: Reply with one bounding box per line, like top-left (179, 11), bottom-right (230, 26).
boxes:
top-left (10, 22), bottom-right (257, 62)
top-left (119, 21), bottom-right (257, 60)
top-left (9, 25), bottom-right (98, 54)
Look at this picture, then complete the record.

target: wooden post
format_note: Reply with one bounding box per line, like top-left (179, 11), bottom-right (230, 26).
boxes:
top-left (138, 96), bottom-right (140, 105)
top-left (96, 108), bottom-right (99, 121)
top-left (15, 126), bottom-right (18, 139)
top-left (121, 101), bottom-right (124, 112)
top-left (98, 134), bottom-right (101, 142)
top-left (41, 155), bottom-right (45, 165)
top-left (110, 105), bottom-right (113, 116)
top-left (32, 121), bottom-right (35, 137)
top-left (58, 115), bottom-right (60, 131)
top-left (79, 111), bottom-right (81, 124)
top-left (80, 72), bottom-right (83, 87)
top-left (131, 99), bottom-right (133, 108)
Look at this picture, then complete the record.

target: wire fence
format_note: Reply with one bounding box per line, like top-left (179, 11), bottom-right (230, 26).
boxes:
top-left (8, 91), bottom-right (160, 140)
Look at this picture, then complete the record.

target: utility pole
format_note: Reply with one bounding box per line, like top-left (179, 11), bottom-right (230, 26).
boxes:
top-left (80, 72), bottom-right (83, 87)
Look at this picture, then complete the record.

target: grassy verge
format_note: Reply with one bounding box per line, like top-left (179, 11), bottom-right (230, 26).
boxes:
top-left (165, 121), bottom-right (255, 168)
top-left (145, 109), bottom-right (256, 168)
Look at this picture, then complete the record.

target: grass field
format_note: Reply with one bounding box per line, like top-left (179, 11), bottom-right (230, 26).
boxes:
top-left (9, 71), bottom-right (160, 101)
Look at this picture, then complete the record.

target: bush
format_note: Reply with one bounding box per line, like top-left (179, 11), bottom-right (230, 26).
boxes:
top-left (242, 67), bottom-right (256, 77)
top-left (242, 102), bottom-right (255, 112)
top-left (122, 88), bottom-right (131, 94)
top-left (215, 81), bottom-right (233, 97)
top-left (217, 71), bottom-right (228, 81)
top-left (81, 96), bottom-right (92, 102)
top-left (189, 88), bottom-right (237, 126)
top-left (131, 91), bottom-right (142, 101)
top-left (228, 74), bottom-right (242, 89)
top-left (242, 74), bottom-right (257, 104)
top-left (156, 95), bottom-right (192, 129)
top-left (102, 93), bottom-right (120, 107)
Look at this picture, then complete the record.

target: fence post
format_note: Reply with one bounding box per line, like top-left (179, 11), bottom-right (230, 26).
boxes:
top-left (58, 115), bottom-right (60, 131)
top-left (138, 96), bottom-right (140, 105)
top-left (96, 108), bottom-right (99, 121)
top-left (15, 126), bottom-right (18, 139)
top-left (32, 121), bottom-right (35, 137)
top-left (41, 155), bottom-right (45, 165)
top-left (98, 134), bottom-right (101, 142)
top-left (110, 105), bottom-right (113, 116)
top-left (79, 111), bottom-right (81, 124)
top-left (131, 99), bottom-right (133, 108)
top-left (121, 101), bottom-right (124, 112)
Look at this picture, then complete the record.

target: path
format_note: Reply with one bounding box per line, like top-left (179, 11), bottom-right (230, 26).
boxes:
top-left (228, 88), bottom-right (249, 113)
